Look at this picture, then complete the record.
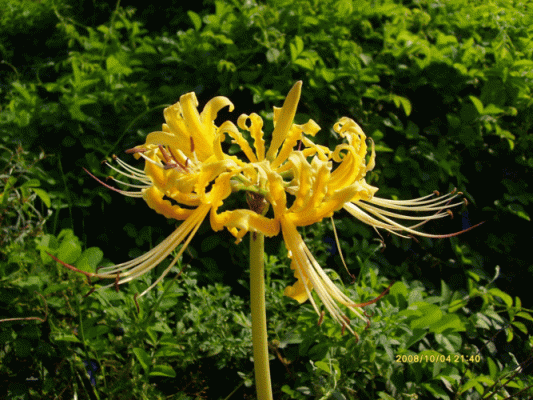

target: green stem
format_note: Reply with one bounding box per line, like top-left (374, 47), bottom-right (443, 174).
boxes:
top-left (250, 232), bottom-right (273, 400)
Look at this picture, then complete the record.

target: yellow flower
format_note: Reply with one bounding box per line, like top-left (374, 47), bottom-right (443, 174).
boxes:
top-left (52, 82), bottom-right (473, 334)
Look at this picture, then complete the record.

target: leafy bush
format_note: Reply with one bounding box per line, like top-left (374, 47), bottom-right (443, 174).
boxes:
top-left (0, 145), bottom-right (51, 268)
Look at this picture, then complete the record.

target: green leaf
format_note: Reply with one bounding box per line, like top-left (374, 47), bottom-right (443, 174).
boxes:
top-left (392, 95), bottom-right (411, 116)
top-left (511, 321), bottom-right (527, 334)
top-left (421, 381), bottom-right (449, 399)
top-left (506, 203), bottom-right (530, 221)
top-left (389, 281), bottom-right (408, 307)
top-left (67, 96), bottom-right (97, 121)
top-left (75, 247), bottom-right (104, 273)
top-left (13, 276), bottom-right (43, 290)
top-left (506, 326), bottom-right (514, 342)
top-left (154, 346), bottom-right (183, 358)
top-left (336, 0), bottom-right (353, 16)
top-left (377, 393), bottom-right (396, 400)
top-left (21, 179), bottom-right (40, 188)
top-left (469, 96), bottom-right (484, 114)
top-left (410, 303), bottom-right (442, 329)
top-left (52, 333), bottom-right (80, 343)
top-left (1, 176), bottom-right (17, 205)
top-left (57, 236), bottom-right (82, 264)
top-left (489, 288), bottom-right (512, 307)
top-left (315, 360), bottom-right (330, 374)
top-left (516, 311), bottom-right (533, 322)
top-left (84, 325), bottom-right (111, 340)
top-left (31, 188), bottom-right (51, 207)
top-left (430, 314), bottom-right (466, 333)
top-left (435, 332), bottom-right (462, 352)
top-left (133, 347), bottom-right (151, 373)
top-left (405, 328), bottom-right (426, 349)
top-left (290, 36), bottom-right (304, 61)
top-left (513, 59), bottom-right (533, 68)
top-left (294, 58), bottom-right (314, 70)
top-left (308, 343), bottom-right (329, 360)
top-left (149, 364), bottom-right (176, 377)
top-left (106, 55), bottom-right (133, 75)
top-left (483, 104), bottom-right (504, 115)
top-left (320, 68), bottom-right (336, 83)
top-left (187, 11), bottom-right (202, 30)
top-left (487, 357), bottom-right (498, 380)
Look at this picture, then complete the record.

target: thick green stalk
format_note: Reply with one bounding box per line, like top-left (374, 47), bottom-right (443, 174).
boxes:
top-left (250, 232), bottom-right (273, 400)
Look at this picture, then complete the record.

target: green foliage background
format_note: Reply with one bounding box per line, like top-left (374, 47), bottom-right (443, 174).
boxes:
top-left (1, 0), bottom-right (532, 398)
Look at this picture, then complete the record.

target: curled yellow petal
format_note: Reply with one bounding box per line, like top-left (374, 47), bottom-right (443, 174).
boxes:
top-left (211, 209), bottom-right (280, 243)
top-left (218, 120), bottom-right (258, 163)
top-left (238, 113), bottom-right (266, 162)
top-left (142, 186), bottom-right (194, 220)
top-left (283, 259), bottom-right (311, 303)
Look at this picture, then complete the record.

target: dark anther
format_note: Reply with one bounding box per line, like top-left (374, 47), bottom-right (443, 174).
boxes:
top-left (125, 147), bottom-right (146, 154)
top-left (168, 147), bottom-right (187, 171)
top-left (446, 209), bottom-right (454, 219)
top-left (408, 234), bottom-right (420, 244)
top-left (134, 293), bottom-right (140, 314)
top-left (159, 145), bottom-right (189, 171)
top-left (433, 190), bottom-right (440, 196)
top-left (317, 311), bottom-right (325, 326)
top-left (190, 136), bottom-right (195, 153)
top-left (158, 145), bottom-right (173, 165)
top-left (114, 273), bottom-right (120, 292)
top-left (463, 198), bottom-right (469, 206)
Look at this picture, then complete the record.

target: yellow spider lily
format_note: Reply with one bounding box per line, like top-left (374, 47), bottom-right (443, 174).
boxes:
top-left (51, 81), bottom-right (475, 334)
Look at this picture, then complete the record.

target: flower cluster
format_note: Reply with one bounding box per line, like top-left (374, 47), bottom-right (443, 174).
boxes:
top-left (55, 82), bottom-right (470, 334)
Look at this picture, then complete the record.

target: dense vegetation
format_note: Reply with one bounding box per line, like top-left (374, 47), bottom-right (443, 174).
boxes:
top-left (1, 0), bottom-right (532, 398)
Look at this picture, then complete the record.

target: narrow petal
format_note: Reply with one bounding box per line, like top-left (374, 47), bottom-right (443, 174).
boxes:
top-left (266, 81), bottom-right (302, 161)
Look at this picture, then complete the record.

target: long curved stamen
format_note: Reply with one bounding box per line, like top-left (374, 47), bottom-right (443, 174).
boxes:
top-left (345, 201), bottom-right (483, 238)
top-left (83, 168), bottom-right (144, 198)
top-left (106, 176), bottom-right (150, 190)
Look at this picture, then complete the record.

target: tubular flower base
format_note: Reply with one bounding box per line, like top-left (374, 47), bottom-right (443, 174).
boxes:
top-left (52, 81), bottom-right (476, 334)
